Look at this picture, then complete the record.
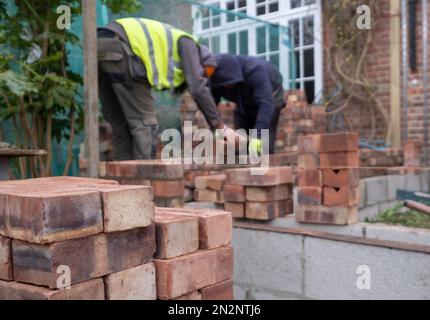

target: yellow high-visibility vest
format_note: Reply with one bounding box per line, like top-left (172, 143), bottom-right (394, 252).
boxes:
top-left (116, 18), bottom-right (196, 90)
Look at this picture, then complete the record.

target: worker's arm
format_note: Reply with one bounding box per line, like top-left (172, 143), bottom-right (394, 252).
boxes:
top-left (249, 65), bottom-right (276, 134)
top-left (179, 37), bottom-right (223, 130)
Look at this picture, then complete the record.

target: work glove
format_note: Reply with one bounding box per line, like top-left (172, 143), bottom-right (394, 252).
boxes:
top-left (249, 138), bottom-right (262, 156)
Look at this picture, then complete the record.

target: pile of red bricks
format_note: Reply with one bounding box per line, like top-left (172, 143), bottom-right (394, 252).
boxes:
top-left (100, 160), bottom-right (185, 208)
top-left (296, 133), bottom-right (360, 225)
top-left (154, 207), bottom-right (233, 300)
top-left (224, 167), bottom-right (294, 220)
top-left (0, 177), bottom-right (156, 300)
top-left (194, 174), bottom-right (226, 204)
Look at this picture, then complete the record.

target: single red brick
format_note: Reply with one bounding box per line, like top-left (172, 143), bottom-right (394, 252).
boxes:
top-left (226, 167), bottom-right (293, 186)
top-left (246, 200), bottom-right (293, 220)
top-left (154, 212), bottom-right (199, 259)
top-left (323, 187), bottom-right (359, 207)
top-left (322, 169), bottom-right (359, 188)
top-left (106, 161), bottom-right (137, 177)
top-left (297, 187), bottom-right (322, 206)
top-left (154, 246), bottom-right (233, 300)
top-left (223, 185), bottom-right (246, 202)
top-left (151, 180), bottom-right (184, 198)
top-left (296, 205), bottom-right (358, 225)
top-left (319, 133), bottom-right (359, 152)
top-left (0, 235), bottom-right (12, 281)
top-left (194, 189), bottom-right (224, 204)
top-left (224, 202), bottom-right (245, 219)
top-left (201, 279), bottom-right (233, 300)
top-left (135, 160), bottom-right (183, 180)
top-left (320, 152), bottom-right (359, 169)
top-left (297, 169), bottom-right (322, 187)
top-left (246, 184), bottom-right (292, 202)
top-left (403, 140), bottom-right (422, 167)
top-left (298, 135), bottom-right (321, 153)
top-left (206, 175), bottom-right (226, 191)
top-left (156, 208), bottom-right (232, 250)
top-left (297, 153), bottom-right (320, 169)
top-left (0, 279), bottom-right (105, 300)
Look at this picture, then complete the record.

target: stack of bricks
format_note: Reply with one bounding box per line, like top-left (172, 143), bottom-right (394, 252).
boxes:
top-left (194, 174), bottom-right (226, 205)
top-left (359, 148), bottom-right (404, 177)
top-left (296, 133), bottom-right (360, 225)
top-left (100, 160), bottom-right (185, 208)
top-left (0, 177), bottom-right (156, 300)
top-left (224, 167), bottom-right (294, 220)
top-left (154, 207), bottom-right (233, 300)
top-left (275, 90), bottom-right (326, 153)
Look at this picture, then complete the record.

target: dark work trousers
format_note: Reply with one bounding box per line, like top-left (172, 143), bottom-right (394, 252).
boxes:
top-left (97, 35), bottom-right (159, 160)
top-left (234, 85), bottom-right (286, 154)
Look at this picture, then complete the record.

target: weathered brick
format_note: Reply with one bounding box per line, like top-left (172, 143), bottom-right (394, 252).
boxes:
top-left (174, 291), bottom-right (202, 300)
top-left (12, 225), bottom-right (155, 288)
top-left (320, 152), bottom-right (359, 169)
top-left (246, 184), bottom-right (292, 202)
top-left (106, 161), bottom-right (137, 177)
top-left (154, 246), bottom-right (233, 299)
top-left (151, 180), bottom-right (184, 198)
top-left (224, 202), bottom-right (245, 219)
top-left (323, 187), bottom-right (359, 207)
top-left (223, 185), bottom-right (246, 202)
top-left (403, 140), bottom-right (422, 167)
top-left (136, 161), bottom-right (183, 180)
top-left (104, 263), bottom-right (156, 300)
top-left (156, 208), bottom-right (232, 250)
top-left (298, 134), bottom-right (321, 153)
top-left (297, 153), bottom-right (320, 169)
top-left (201, 279), bottom-right (233, 300)
top-left (322, 169), bottom-right (359, 188)
top-left (319, 133), bottom-right (359, 152)
top-left (195, 175), bottom-right (226, 191)
top-left (297, 187), bottom-right (322, 206)
top-left (296, 205), bottom-right (358, 225)
top-left (154, 212), bottom-right (199, 259)
top-left (226, 167), bottom-right (293, 186)
top-left (246, 200), bottom-right (293, 220)
top-left (0, 235), bottom-right (12, 281)
top-left (298, 169), bottom-right (322, 187)
top-left (100, 185), bottom-right (154, 232)
top-left (0, 278), bottom-right (104, 300)
top-left (195, 189), bottom-right (224, 204)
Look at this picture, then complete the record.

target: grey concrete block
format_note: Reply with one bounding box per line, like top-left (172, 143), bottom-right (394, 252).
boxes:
top-left (232, 228), bottom-right (304, 296)
top-left (365, 177), bottom-right (388, 206)
top-left (233, 284), bottom-right (247, 300)
top-left (387, 175), bottom-right (406, 201)
top-left (359, 204), bottom-right (380, 222)
top-left (420, 172), bottom-right (430, 192)
top-left (405, 173), bottom-right (421, 192)
top-left (304, 237), bottom-right (430, 299)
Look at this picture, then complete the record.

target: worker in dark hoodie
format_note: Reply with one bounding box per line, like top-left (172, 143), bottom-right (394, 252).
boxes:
top-left (209, 54), bottom-right (286, 155)
top-left (97, 18), bottom-right (234, 160)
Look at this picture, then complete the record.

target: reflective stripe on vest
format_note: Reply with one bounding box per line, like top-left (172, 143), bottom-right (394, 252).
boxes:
top-left (115, 18), bottom-right (196, 90)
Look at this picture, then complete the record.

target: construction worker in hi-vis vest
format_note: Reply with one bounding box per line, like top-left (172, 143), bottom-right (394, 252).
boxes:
top-left (97, 18), bottom-right (235, 160)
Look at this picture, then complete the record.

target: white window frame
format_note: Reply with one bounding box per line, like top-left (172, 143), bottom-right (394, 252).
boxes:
top-left (193, 0), bottom-right (323, 101)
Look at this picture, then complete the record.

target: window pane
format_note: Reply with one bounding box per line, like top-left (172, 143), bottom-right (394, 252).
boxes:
top-left (291, 0), bottom-right (301, 8)
top-left (289, 19), bottom-right (300, 48)
top-left (270, 54), bottom-right (279, 69)
top-left (212, 36), bottom-right (221, 54)
top-left (269, 2), bottom-right (279, 13)
top-left (256, 0), bottom-right (265, 3)
top-left (257, 26), bottom-right (267, 54)
top-left (294, 50), bottom-right (300, 78)
top-left (202, 8), bottom-right (210, 18)
top-left (304, 48), bottom-right (314, 77)
top-left (256, 5), bottom-right (265, 15)
top-left (228, 33), bottom-right (237, 54)
top-left (202, 19), bottom-right (210, 30)
top-left (304, 0), bottom-right (316, 5)
top-left (212, 16), bottom-right (221, 27)
top-left (304, 80), bottom-right (315, 104)
top-left (227, 1), bottom-right (235, 22)
top-left (303, 16), bottom-right (314, 45)
top-left (238, 9), bottom-right (246, 20)
top-left (238, 0), bottom-right (247, 8)
top-left (212, 3), bottom-right (220, 16)
top-left (269, 25), bottom-right (279, 52)
top-left (239, 30), bottom-right (249, 55)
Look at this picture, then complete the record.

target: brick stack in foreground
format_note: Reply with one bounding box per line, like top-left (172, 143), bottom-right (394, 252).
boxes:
top-left (154, 207), bottom-right (233, 300)
top-left (296, 133), bottom-right (360, 225)
top-left (224, 167), bottom-right (294, 220)
top-left (100, 160), bottom-right (184, 208)
top-left (0, 177), bottom-right (156, 300)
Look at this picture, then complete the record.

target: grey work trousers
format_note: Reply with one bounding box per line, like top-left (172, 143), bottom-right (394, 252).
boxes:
top-left (97, 36), bottom-right (159, 160)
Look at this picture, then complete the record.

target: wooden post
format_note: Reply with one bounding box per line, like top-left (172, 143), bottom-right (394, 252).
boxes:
top-left (83, 0), bottom-right (99, 178)
top-left (389, 0), bottom-right (402, 148)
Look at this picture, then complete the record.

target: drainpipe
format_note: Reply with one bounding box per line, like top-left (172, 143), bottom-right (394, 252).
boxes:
top-left (409, 0), bottom-right (417, 71)
top-left (423, 0), bottom-right (429, 165)
top-left (401, 0), bottom-right (409, 142)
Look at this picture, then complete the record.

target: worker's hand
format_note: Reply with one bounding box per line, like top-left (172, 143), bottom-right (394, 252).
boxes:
top-left (215, 125), bottom-right (237, 141)
top-left (249, 138), bottom-right (262, 156)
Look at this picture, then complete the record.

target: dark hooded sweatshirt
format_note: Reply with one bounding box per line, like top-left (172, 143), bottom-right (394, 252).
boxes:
top-left (210, 54), bottom-right (285, 132)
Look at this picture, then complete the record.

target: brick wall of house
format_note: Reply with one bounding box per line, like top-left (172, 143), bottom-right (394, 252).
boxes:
top-left (322, 0), bottom-right (430, 159)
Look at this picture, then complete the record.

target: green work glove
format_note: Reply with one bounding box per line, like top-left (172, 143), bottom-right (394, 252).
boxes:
top-left (249, 138), bottom-right (262, 156)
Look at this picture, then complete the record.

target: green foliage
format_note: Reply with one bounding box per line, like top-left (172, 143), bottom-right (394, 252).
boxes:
top-left (366, 204), bottom-right (430, 229)
top-left (102, 0), bottom-right (142, 14)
